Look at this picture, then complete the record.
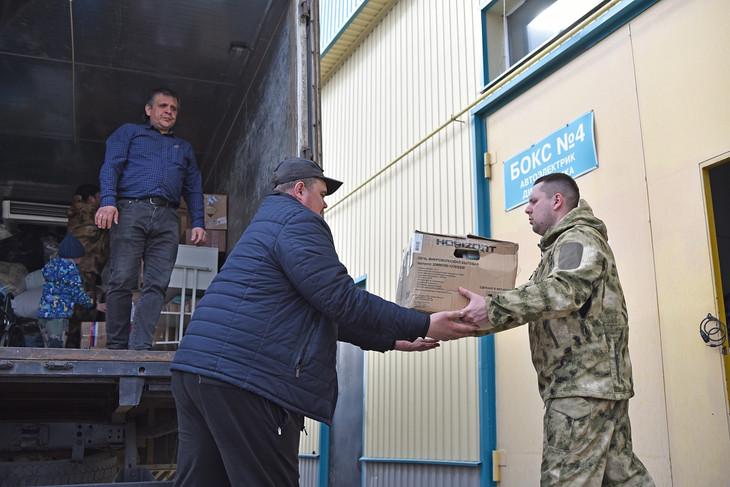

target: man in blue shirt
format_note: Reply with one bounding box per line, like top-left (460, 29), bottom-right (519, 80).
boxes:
top-left (96, 87), bottom-right (206, 350)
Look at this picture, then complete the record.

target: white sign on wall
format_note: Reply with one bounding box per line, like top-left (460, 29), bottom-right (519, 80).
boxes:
top-left (503, 111), bottom-right (597, 210)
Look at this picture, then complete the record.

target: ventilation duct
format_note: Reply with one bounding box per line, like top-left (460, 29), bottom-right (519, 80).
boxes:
top-left (1, 200), bottom-right (69, 226)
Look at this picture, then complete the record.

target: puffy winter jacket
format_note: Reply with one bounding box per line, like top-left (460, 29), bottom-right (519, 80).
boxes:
top-left (484, 200), bottom-right (634, 402)
top-left (37, 258), bottom-right (94, 319)
top-left (172, 193), bottom-right (429, 424)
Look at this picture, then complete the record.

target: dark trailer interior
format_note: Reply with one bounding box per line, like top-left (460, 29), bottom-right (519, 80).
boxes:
top-left (0, 1), bottom-right (319, 484)
top-left (0, 0), bottom-right (320, 236)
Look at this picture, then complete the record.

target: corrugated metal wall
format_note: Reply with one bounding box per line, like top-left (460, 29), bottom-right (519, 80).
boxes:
top-left (299, 417), bottom-right (321, 456)
top-left (363, 462), bottom-right (479, 486)
top-left (321, 0), bottom-right (485, 476)
top-left (299, 456), bottom-right (320, 486)
top-left (319, 0), bottom-right (367, 50)
top-left (298, 417), bottom-right (321, 486)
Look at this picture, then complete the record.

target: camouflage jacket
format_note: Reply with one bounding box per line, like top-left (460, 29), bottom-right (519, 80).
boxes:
top-left (484, 200), bottom-right (634, 402)
top-left (66, 196), bottom-right (110, 277)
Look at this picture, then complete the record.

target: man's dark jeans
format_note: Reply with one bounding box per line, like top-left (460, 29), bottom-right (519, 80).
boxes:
top-left (106, 199), bottom-right (179, 350)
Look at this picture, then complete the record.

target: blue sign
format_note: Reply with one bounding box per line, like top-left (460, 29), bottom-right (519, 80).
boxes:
top-left (503, 111), bottom-right (597, 210)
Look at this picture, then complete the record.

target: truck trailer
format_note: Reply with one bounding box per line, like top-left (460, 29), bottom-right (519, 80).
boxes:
top-left (0, 0), bottom-right (322, 484)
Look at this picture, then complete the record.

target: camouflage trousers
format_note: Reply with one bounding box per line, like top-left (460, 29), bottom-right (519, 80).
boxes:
top-left (541, 397), bottom-right (654, 486)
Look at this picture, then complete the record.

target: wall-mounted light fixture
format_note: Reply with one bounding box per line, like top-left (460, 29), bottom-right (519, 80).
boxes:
top-left (229, 41), bottom-right (252, 55)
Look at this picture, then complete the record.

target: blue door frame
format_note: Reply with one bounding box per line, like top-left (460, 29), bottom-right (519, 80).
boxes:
top-left (470, 113), bottom-right (497, 487)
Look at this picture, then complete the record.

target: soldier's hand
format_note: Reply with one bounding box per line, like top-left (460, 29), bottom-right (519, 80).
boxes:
top-left (426, 310), bottom-right (479, 341)
top-left (458, 287), bottom-right (490, 327)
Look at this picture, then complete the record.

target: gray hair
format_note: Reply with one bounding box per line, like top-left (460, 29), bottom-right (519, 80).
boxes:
top-left (273, 177), bottom-right (319, 194)
top-left (143, 87), bottom-right (180, 121)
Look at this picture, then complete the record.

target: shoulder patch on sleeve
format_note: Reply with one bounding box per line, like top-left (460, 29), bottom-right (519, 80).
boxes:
top-left (558, 242), bottom-right (583, 270)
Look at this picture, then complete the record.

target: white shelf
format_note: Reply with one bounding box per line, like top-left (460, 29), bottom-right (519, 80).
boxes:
top-left (168, 245), bottom-right (218, 289)
top-left (156, 245), bottom-right (218, 346)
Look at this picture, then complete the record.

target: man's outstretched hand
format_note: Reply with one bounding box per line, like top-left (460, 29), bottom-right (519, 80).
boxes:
top-left (426, 310), bottom-right (479, 341)
top-left (395, 337), bottom-right (440, 352)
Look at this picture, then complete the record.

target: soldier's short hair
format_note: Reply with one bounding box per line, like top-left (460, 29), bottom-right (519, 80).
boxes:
top-left (534, 173), bottom-right (580, 209)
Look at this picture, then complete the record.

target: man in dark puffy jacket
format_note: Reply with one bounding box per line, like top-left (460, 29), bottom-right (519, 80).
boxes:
top-left (171, 157), bottom-right (478, 486)
top-left (459, 173), bottom-right (653, 486)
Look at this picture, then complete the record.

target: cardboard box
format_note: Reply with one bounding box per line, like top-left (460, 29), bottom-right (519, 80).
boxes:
top-left (81, 292), bottom-right (139, 348)
top-left (396, 231), bottom-right (518, 335)
top-left (185, 229), bottom-right (226, 252)
top-left (179, 194), bottom-right (227, 230)
top-left (81, 321), bottom-right (107, 348)
top-left (203, 194), bottom-right (227, 230)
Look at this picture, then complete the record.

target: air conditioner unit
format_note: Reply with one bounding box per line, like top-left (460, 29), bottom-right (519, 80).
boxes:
top-left (1, 200), bottom-right (68, 226)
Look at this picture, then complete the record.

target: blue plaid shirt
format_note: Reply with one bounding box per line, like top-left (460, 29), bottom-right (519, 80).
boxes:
top-left (99, 122), bottom-right (205, 228)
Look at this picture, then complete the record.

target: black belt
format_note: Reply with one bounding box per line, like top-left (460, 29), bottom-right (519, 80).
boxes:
top-left (122, 197), bottom-right (175, 207)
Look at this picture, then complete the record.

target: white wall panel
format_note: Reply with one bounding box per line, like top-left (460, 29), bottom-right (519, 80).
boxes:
top-left (298, 456), bottom-right (319, 487)
top-left (320, 0), bottom-right (366, 49)
top-left (322, 0), bottom-right (483, 462)
top-left (299, 417), bottom-right (321, 456)
top-left (363, 462), bottom-right (479, 487)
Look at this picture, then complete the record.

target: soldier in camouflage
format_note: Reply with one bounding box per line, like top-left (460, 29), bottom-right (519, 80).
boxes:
top-left (67, 184), bottom-right (110, 283)
top-left (459, 173), bottom-right (654, 486)
top-left (66, 184), bottom-right (109, 347)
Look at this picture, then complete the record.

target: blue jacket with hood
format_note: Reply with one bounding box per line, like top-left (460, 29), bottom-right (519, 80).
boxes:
top-left (37, 257), bottom-right (93, 319)
top-left (171, 192), bottom-right (429, 424)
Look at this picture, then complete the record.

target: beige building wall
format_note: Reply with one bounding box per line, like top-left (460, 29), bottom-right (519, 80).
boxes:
top-left (633, 0), bottom-right (730, 482)
top-left (486, 0), bottom-right (730, 484)
top-left (321, 0), bottom-right (730, 484)
top-left (485, 20), bottom-right (666, 487)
